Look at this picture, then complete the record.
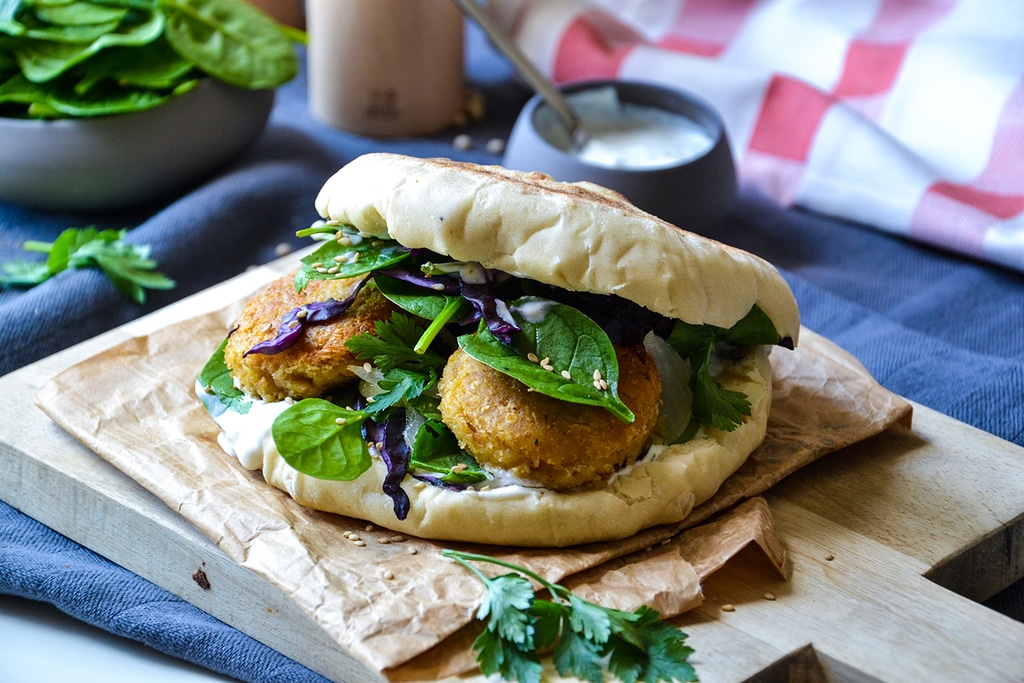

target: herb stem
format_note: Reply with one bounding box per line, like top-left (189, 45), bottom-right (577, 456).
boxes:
top-left (22, 240), bottom-right (53, 253)
top-left (442, 549), bottom-right (566, 601)
top-left (414, 297), bottom-right (463, 355)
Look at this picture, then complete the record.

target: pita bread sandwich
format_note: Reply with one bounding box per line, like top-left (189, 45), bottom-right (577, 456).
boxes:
top-left (196, 153), bottom-right (799, 547)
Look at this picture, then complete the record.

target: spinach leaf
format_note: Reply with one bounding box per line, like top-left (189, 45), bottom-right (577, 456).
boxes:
top-left (410, 419), bottom-right (487, 485)
top-left (159, 0), bottom-right (297, 89)
top-left (271, 398), bottom-right (372, 481)
top-left (294, 232), bottom-right (410, 292)
top-left (458, 297), bottom-right (635, 423)
top-left (197, 337), bottom-right (251, 415)
top-left (375, 274), bottom-right (471, 322)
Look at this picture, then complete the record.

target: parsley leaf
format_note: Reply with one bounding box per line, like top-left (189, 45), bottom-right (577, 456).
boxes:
top-left (690, 342), bottom-right (752, 432)
top-left (0, 227), bottom-right (175, 303)
top-left (345, 311), bottom-right (446, 374)
top-left (444, 550), bottom-right (698, 683)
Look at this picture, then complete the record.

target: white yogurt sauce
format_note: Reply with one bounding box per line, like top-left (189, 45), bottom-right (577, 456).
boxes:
top-left (541, 87), bottom-right (715, 170)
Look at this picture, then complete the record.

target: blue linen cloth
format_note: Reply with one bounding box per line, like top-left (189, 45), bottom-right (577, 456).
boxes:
top-left (1, 25), bottom-right (1022, 683)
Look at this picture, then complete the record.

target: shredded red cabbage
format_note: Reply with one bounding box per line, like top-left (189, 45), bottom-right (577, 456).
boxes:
top-left (364, 409), bottom-right (411, 520)
top-left (245, 279), bottom-right (369, 356)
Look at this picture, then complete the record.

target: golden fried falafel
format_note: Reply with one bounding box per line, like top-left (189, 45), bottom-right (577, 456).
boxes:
top-left (224, 274), bottom-right (394, 402)
top-left (437, 344), bottom-right (662, 491)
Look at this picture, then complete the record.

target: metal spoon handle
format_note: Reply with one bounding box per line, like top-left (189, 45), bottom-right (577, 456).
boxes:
top-left (451, 0), bottom-right (589, 149)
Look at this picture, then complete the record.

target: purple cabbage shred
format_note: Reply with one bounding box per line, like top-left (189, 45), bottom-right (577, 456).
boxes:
top-left (244, 279), bottom-right (368, 356)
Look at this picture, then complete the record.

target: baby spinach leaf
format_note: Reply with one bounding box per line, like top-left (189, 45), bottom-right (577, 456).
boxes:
top-left (458, 297), bottom-right (635, 423)
top-left (197, 338), bottom-right (251, 415)
top-left (159, 0), bottom-right (297, 89)
top-left (271, 398), bottom-right (372, 481)
top-left (410, 419), bottom-right (487, 485)
top-left (295, 235), bottom-right (410, 292)
top-left (375, 275), bottom-right (471, 322)
top-left (33, 2), bottom-right (130, 27)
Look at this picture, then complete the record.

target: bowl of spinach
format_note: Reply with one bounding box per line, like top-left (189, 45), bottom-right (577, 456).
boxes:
top-left (0, 0), bottom-right (301, 209)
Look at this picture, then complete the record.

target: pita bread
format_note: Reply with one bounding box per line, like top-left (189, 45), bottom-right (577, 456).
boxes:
top-left (207, 154), bottom-right (799, 547)
top-left (315, 153), bottom-right (799, 345)
top-left (258, 347), bottom-right (772, 547)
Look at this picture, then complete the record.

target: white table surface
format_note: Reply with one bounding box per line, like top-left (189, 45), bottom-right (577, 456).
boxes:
top-left (0, 594), bottom-right (232, 683)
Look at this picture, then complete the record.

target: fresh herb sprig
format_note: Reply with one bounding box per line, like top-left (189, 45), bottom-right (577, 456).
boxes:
top-left (444, 550), bottom-right (698, 683)
top-left (0, 226), bottom-right (175, 303)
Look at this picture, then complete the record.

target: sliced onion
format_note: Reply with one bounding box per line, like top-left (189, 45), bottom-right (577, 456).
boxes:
top-left (643, 331), bottom-right (693, 444)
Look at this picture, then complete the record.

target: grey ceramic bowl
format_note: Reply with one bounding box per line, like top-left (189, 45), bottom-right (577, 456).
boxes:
top-left (503, 80), bottom-right (737, 233)
top-left (0, 78), bottom-right (274, 211)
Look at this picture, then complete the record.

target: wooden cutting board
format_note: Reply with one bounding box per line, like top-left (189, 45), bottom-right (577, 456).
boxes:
top-left (1, 260), bottom-right (1023, 682)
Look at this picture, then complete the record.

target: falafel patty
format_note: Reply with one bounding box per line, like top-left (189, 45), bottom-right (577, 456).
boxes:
top-left (437, 345), bottom-right (662, 491)
top-left (224, 273), bottom-right (394, 402)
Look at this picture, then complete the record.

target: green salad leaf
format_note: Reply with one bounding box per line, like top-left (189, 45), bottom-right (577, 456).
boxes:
top-left (0, 0), bottom-right (299, 119)
top-left (197, 337), bottom-right (251, 415)
top-left (294, 229), bottom-right (410, 292)
top-left (410, 419), bottom-right (487, 485)
top-left (458, 297), bottom-right (635, 423)
top-left (271, 398), bottom-right (372, 481)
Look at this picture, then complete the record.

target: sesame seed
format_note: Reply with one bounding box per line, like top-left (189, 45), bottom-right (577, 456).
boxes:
top-left (451, 463), bottom-right (467, 473)
top-left (343, 531), bottom-right (352, 539)
top-left (311, 262), bottom-right (323, 268)
top-left (390, 535), bottom-right (406, 543)
top-left (353, 540), bottom-right (366, 547)
top-left (764, 592), bottom-right (776, 601)
top-left (407, 547), bottom-right (418, 555)
top-left (326, 220), bottom-right (341, 226)
top-left (335, 417), bottom-right (347, 425)
top-left (413, 481), bottom-right (426, 490)
top-left (431, 283), bottom-right (446, 291)
top-left (527, 353), bottom-right (539, 363)
top-left (485, 138), bottom-right (506, 154)
top-left (593, 369), bottom-right (603, 381)
top-left (274, 242), bottom-right (293, 258)
top-left (363, 362), bottom-right (373, 373)
top-left (333, 254), bottom-right (346, 262)
top-left (365, 524), bottom-right (375, 532)
top-left (721, 604), bottom-right (735, 612)
top-left (316, 267), bottom-right (329, 274)
top-left (452, 133), bottom-right (473, 150)
top-left (540, 356), bottom-right (550, 366)
top-left (296, 310), bottom-right (308, 319)
top-left (348, 533), bottom-right (360, 541)
top-left (824, 552), bottom-right (835, 561)
top-left (593, 380), bottom-right (603, 390)
top-left (377, 537), bottom-right (391, 544)
top-left (383, 570), bottom-right (395, 580)
top-left (561, 370), bottom-right (572, 380)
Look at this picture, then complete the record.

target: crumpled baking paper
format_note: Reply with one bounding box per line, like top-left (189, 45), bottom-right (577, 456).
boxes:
top-left (35, 295), bottom-right (911, 679)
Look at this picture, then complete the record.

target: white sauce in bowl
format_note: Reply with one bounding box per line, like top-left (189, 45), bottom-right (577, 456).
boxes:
top-left (540, 87), bottom-right (716, 170)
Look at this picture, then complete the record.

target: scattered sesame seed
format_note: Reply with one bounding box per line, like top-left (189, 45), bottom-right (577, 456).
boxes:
top-left (451, 463), bottom-right (468, 473)
top-left (363, 362), bottom-right (373, 373)
top-left (407, 547), bottom-right (418, 555)
top-left (311, 262), bottom-right (323, 269)
top-left (383, 570), bottom-right (395, 580)
top-left (353, 540), bottom-right (366, 547)
top-left (527, 352), bottom-right (539, 363)
top-left (273, 242), bottom-right (293, 258)
top-left (335, 417), bottom-right (347, 425)
top-left (721, 604), bottom-right (736, 612)
top-left (413, 481), bottom-right (426, 490)
top-left (296, 310), bottom-right (308, 319)
top-left (348, 533), bottom-right (360, 542)
top-left (453, 133), bottom-right (473, 150)
top-left (593, 369), bottom-right (603, 381)
top-left (326, 219), bottom-right (342, 226)
top-left (316, 267), bottom-right (329, 274)
top-left (390, 535), bottom-right (406, 543)
top-left (377, 537), bottom-right (391, 544)
top-left (824, 552), bottom-right (835, 561)
top-left (560, 370), bottom-right (572, 380)
top-left (485, 138), bottom-right (506, 154)
top-left (764, 592), bottom-right (776, 601)
top-left (431, 283), bottom-right (446, 291)
top-left (365, 524), bottom-right (374, 532)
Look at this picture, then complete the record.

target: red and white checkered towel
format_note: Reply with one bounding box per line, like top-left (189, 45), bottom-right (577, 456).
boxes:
top-left (492, 0), bottom-right (1024, 272)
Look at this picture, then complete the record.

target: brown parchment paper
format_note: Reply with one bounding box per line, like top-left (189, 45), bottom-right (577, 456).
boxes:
top-left (34, 299), bottom-right (911, 679)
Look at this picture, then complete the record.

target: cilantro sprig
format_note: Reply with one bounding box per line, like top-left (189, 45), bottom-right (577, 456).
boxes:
top-left (0, 226), bottom-right (175, 303)
top-left (444, 550), bottom-right (698, 683)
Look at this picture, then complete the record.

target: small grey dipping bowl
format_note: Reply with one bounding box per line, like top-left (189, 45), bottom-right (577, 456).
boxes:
top-left (502, 80), bottom-right (737, 234)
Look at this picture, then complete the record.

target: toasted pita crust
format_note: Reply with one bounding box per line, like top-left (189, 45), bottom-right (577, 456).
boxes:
top-left (315, 153), bottom-right (799, 346)
top-left (257, 347), bottom-right (771, 547)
